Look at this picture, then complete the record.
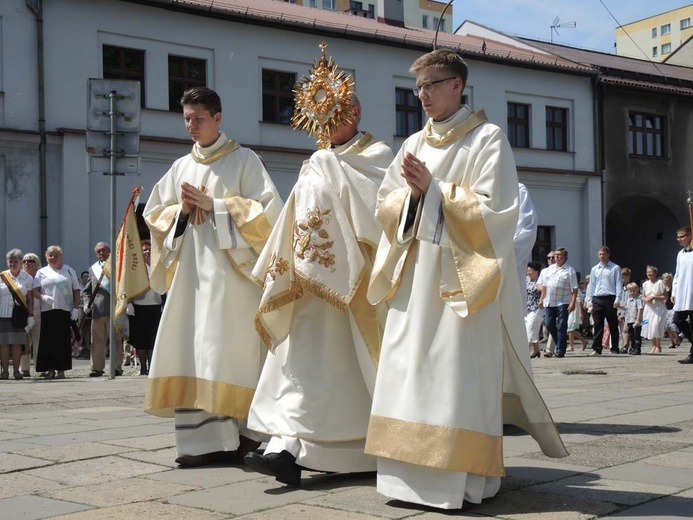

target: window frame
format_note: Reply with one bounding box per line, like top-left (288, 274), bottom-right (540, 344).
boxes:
top-left (682, 18), bottom-right (691, 30)
top-left (103, 45), bottom-right (146, 108)
top-left (652, 27), bottom-right (658, 38)
top-left (652, 46), bottom-right (658, 57)
top-left (661, 23), bottom-right (671, 35)
top-left (628, 111), bottom-right (666, 158)
top-left (422, 14), bottom-right (428, 29)
top-left (545, 106), bottom-right (568, 152)
top-left (507, 102), bottom-right (530, 149)
top-left (662, 42), bottom-right (672, 54)
top-left (168, 55), bottom-right (207, 112)
top-left (261, 69), bottom-right (296, 125)
top-left (395, 87), bottom-right (423, 137)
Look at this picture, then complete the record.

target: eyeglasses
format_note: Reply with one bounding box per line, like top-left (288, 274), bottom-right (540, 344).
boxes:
top-left (547, 256), bottom-right (554, 260)
top-left (412, 77), bottom-right (457, 96)
top-left (22, 259), bottom-right (36, 264)
top-left (677, 234), bottom-right (690, 239)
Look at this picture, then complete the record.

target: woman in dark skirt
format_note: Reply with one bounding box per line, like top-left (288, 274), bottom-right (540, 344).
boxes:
top-left (32, 246), bottom-right (81, 379)
top-left (128, 239), bottom-right (163, 375)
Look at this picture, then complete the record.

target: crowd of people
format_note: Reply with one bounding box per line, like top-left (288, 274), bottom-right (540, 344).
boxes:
top-left (525, 235), bottom-right (693, 364)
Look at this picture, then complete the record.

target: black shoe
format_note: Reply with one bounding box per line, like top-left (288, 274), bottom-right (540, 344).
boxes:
top-left (244, 450), bottom-right (301, 486)
top-left (175, 450), bottom-right (236, 468)
top-left (610, 348), bottom-right (620, 354)
top-left (114, 369), bottom-right (123, 377)
top-left (89, 370), bottom-right (103, 377)
top-left (678, 355), bottom-right (693, 364)
top-left (556, 352), bottom-right (565, 358)
top-left (233, 435), bottom-right (262, 465)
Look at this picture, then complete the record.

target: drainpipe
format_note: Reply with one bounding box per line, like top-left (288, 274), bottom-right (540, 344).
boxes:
top-left (27, 0), bottom-right (47, 254)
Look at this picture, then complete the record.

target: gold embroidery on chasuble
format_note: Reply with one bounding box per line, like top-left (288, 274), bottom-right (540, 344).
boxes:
top-left (293, 207), bottom-right (336, 270)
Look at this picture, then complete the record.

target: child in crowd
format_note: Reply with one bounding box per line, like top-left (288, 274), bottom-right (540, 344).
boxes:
top-left (624, 282), bottom-right (643, 355)
top-left (619, 268), bottom-right (631, 353)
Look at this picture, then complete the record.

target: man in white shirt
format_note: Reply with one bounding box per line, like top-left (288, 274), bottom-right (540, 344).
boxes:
top-left (672, 226), bottom-right (693, 364)
top-left (585, 246), bottom-right (622, 356)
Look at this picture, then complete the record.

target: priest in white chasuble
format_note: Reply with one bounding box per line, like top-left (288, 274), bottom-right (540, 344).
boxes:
top-left (143, 87), bottom-right (282, 467)
top-left (245, 92), bottom-right (394, 486)
top-left (365, 50), bottom-right (568, 510)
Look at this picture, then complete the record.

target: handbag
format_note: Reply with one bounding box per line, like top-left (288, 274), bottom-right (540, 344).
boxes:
top-left (11, 303), bottom-right (29, 328)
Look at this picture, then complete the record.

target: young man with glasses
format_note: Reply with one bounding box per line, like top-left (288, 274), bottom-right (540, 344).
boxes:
top-left (364, 49), bottom-right (566, 509)
top-left (672, 227), bottom-right (693, 364)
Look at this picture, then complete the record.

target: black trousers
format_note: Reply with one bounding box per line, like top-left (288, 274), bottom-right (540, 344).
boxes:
top-left (591, 295), bottom-right (619, 353)
top-left (673, 310), bottom-right (693, 355)
top-left (627, 323), bottom-right (642, 353)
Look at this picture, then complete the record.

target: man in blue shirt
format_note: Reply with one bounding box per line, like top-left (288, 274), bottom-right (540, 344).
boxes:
top-left (586, 246), bottom-right (622, 356)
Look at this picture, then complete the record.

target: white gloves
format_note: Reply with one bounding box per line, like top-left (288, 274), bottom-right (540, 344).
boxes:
top-left (70, 308), bottom-right (80, 321)
top-left (25, 316), bottom-right (35, 332)
top-left (41, 294), bottom-right (55, 305)
top-left (126, 303), bottom-right (135, 316)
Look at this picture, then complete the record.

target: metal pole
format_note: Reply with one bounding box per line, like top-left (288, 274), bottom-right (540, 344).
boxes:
top-left (108, 91), bottom-right (117, 380)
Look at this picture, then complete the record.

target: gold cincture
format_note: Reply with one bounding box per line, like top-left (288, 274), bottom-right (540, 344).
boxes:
top-left (292, 42), bottom-right (355, 150)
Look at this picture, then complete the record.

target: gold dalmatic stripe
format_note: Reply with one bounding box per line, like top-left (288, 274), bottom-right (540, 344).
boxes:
top-left (423, 110), bottom-right (488, 147)
top-left (191, 139), bottom-right (240, 164)
top-left (144, 376), bottom-right (255, 420)
top-left (442, 184), bottom-right (500, 315)
top-left (366, 415), bottom-right (504, 477)
top-left (145, 206), bottom-right (182, 292)
top-left (225, 197), bottom-right (273, 254)
top-left (377, 187), bottom-right (408, 240)
top-left (349, 250), bottom-right (381, 368)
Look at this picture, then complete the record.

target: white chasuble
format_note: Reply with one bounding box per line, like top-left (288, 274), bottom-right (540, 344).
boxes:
top-left (365, 108), bottom-right (567, 509)
top-left (248, 132), bottom-right (393, 472)
top-left (143, 133), bottom-right (282, 421)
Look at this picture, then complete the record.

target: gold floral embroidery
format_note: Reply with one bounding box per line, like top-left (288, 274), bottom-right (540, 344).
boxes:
top-left (265, 252), bottom-right (290, 282)
top-left (294, 207), bottom-right (336, 271)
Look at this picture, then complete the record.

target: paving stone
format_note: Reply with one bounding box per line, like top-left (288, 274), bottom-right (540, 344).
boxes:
top-left (0, 439), bottom-right (46, 453)
top-left (25, 455), bottom-right (167, 486)
top-left (118, 447), bottom-right (179, 468)
top-left (0, 472), bottom-right (67, 500)
top-left (303, 484), bottom-right (423, 519)
top-left (49, 501), bottom-right (228, 519)
top-left (146, 465), bottom-right (265, 488)
top-left (15, 442), bottom-right (132, 463)
top-left (530, 474), bottom-right (681, 505)
top-left (102, 432), bottom-right (175, 451)
top-left (0, 452), bottom-right (54, 473)
top-left (0, 495), bottom-right (91, 519)
top-left (167, 477), bottom-right (326, 516)
top-left (241, 503), bottom-right (387, 519)
top-left (45, 476), bottom-right (200, 506)
top-left (520, 437), bottom-right (684, 468)
top-left (596, 462), bottom-right (693, 488)
top-left (638, 451), bottom-right (693, 469)
top-left (470, 488), bottom-right (621, 519)
top-left (601, 495), bottom-right (693, 519)
top-left (504, 457), bottom-right (595, 481)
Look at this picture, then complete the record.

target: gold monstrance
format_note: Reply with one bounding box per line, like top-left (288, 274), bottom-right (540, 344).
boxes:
top-left (292, 42), bottom-right (355, 149)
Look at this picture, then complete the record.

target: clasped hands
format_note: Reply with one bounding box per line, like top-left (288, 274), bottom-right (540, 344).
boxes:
top-left (181, 182), bottom-right (213, 216)
top-left (401, 152), bottom-right (432, 204)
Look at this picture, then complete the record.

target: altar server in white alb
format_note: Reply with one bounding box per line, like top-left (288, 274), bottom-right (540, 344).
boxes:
top-left (246, 93), bottom-right (393, 486)
top-left (365, 50), bottom-right (567, 510)
top-left (143, 87), bottom-right (282, 467)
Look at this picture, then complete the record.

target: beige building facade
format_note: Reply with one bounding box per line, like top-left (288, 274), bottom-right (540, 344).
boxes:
top-left (616, 4), bottom-right (693, 61)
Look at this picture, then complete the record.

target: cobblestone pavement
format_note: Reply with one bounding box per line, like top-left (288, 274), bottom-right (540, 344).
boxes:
top-left (1, 345), bottom-right (692, 519)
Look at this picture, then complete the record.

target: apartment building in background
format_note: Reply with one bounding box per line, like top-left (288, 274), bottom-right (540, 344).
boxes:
top-left (616, 4), bottom-right (693, 62)
top-left (280, 0), bottom-right (453, 32)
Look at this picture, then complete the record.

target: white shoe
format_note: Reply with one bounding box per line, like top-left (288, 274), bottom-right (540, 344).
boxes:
top-left (588, 350), bottom-right (602, 356)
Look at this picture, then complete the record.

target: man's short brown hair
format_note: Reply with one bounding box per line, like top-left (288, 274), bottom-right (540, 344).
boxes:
top-left (410, 49), bottom-right (468, 87)
top-left (181, 87), bottom-right (222, 116)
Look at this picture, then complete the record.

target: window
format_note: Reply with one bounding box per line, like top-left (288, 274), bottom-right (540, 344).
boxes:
top-left (440, 19), bottom-right (446, 32)
top-left (395, 87), bottom-right (422, 137)
top-left (422, 14), bottom-right (428, 28)
top-left (628, 112), bottom-right (666, 158)
top-left (433, 17), bottom-right (439, 29)
top-left (310, 0), bottom-right (316, 6)
top-left (368, 4), bottom-right (375, 17)
top-left (507, 102), bottom-right (530, 148)
top-left (350, 1), bottom-right (362, 8)
top-left (661, 23), bottom-right (671, 35)
top-left (652, 46), bottom-right (658, 57)
top-left (652, 27), bottom-right (657, 38)
top-left (103, 45), bottom-right (145, 107)
top-left (262, 69), bottom-right (296, 124)
top-left (546, 106), bottom-right (568, 151)
top-left (168, 56), bottom-right (206, 112)
top-left (532, 226), bottom-right (553, 265)
top-left (322, 0), bottom-right (335, 9)
top-left (682, 18), bottom-right (691, 29)
top-left (662, 42), bottom-right (672, 54)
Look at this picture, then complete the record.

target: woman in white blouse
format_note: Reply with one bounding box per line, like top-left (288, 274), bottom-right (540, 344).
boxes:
top-left (0, 249), bottom-right (34, 379)
top-left (641, 265), bottom-right (667, 355)
top-left (31, 246), bottom-right (80, 379)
